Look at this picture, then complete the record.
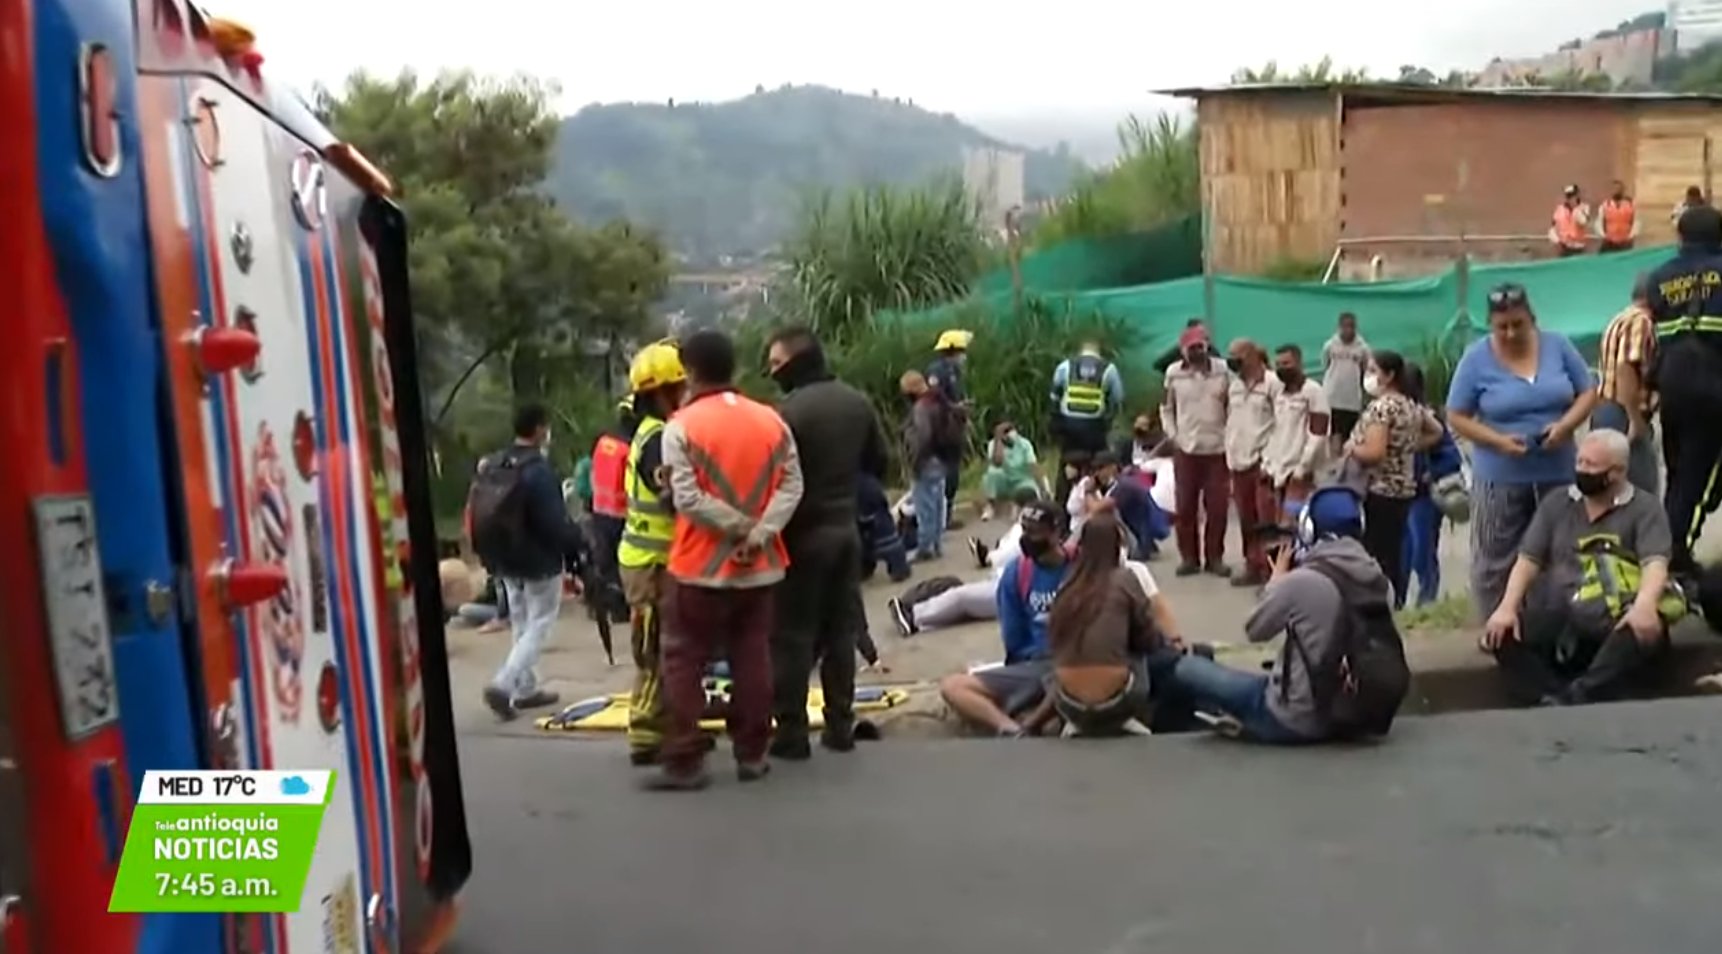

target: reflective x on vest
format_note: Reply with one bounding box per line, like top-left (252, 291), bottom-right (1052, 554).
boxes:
top-left (1062, 354), bottom-right (1107, 417)
top-left (667, 393), bottom-right (792, 583)
top-left (619, 416), bottom-right (673, 569)
top-left (591, 434), bottom-right (629, 517)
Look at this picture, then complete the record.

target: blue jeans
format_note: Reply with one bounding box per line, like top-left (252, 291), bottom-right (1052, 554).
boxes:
top-left (1397, 493), bottom-right (1441, 609)
top-left (1169, 654), bottom-right (1307, 744)
top-left (911, 459), bottom-right (947, 557)
top-left (1590, 401), bottom-right (1660, 495)
top-left (493, 575), bottom-right (563, 701)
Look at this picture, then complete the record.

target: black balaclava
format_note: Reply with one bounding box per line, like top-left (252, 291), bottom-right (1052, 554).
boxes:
top-left (771, 343), bottom-right (832, 393)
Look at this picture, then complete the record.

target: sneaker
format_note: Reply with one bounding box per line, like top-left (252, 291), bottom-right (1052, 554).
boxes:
top-left (737, 761), bottom-right (772, 783)
top-left (968, 536), bottom-right (989, 569)
top-left (512, 689), bottom-right (561, 711)
top-left (641, 769), bottom-right (712, 792)
top-left (997, 725), bottom-right (1026, 739)
top-left (481, 686), bottom-right (517, 722)
top-left (769, 736), bottom-right (812, 761)
top-left (1174, 563), bottom-right (1202, 578)
top-left (887, 597), bottom-right (918, 638)
top-left (1204, 562), bottom-right (1232, 578)
top-left (980, 504), bottom-right (995, 522)
top-left (628, 748), bottom-right (660, 767)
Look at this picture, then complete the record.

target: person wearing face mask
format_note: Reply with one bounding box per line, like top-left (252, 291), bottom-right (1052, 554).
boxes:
top-left (1343, 350), bottom-right (1443, 600)
top-left (1064, 451), bottom-right (1166, 559)
top-left (764, 325), bottom-right (888, 759)
top-left (1645, 204), bottom-right (1722, 584)
top-left (1161, 324), bottom-right (1232, 577)
top-left (1261, 343), bottom-right (1329, 522)
top-left (981, 419), bottom-right (1045, 522)
top-left (1481, 429), bottom-right (1685, 706)
top-left (1049, 339), bottom-right (1124, 504)
top-left (1224, 338), bottom-right (1279, 587)
top-left (1447, 283), bottom-right (1597, 621)
top-left (936, 501), bottom-right (1074, 736)
top-left (473, 403), bottom-right (587, 721)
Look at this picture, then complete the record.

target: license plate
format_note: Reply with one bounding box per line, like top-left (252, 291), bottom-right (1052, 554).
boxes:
top-left (32, 495), bottom-right (121, 739)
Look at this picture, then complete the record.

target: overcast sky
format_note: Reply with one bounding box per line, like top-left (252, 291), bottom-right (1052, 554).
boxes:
top-left (222, 0), bottom-right (1657, 119)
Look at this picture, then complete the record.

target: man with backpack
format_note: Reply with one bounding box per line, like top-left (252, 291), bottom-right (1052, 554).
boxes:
top-left (472, 404), bottom-right (587, 721)
top-left (900, 369), bottom-right (963, 560)
top-left (1168, 485), bottom-right (1410, 743)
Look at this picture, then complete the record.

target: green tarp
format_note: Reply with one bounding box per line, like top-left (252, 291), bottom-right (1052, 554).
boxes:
top-left (972, 215), bottom-right (1204, 296)
top-left (905, 244), bottom-right (1672, 371)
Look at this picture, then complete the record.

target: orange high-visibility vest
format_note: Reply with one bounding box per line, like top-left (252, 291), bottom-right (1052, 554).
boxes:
top-left (1601, 198), bottom-right (1636, 243)
top-left (1553, 204), bottom-right (1586, 248)
top-left (666, 389), bottom-right (793, 586)
top-left (590, 433), bottom-right (630, 517)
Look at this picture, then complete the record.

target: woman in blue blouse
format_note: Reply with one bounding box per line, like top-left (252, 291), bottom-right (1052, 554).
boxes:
top-left (1445, 284), bottom-right (1598, 619)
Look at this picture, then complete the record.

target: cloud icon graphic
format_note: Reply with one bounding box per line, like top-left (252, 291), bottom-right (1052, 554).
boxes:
top-left (280, 775), bottom-right (312, 797)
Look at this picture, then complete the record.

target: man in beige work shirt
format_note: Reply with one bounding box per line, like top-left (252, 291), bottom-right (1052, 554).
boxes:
top-left (1224, 339), bottom-right (1278, 587)
top-left (1161, 324), bottom-right (1231, 577)
top-left (1262, 343), bottom-right (1330, 521)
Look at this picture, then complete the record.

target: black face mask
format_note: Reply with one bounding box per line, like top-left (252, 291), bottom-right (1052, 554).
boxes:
top-left (1574, 470), bottom-right (1613, 497)
top-left (770, 347), bottom-right (829, 394)
top-left (1225, 356), bottom-right (1243, 373)
top-left (1019, 536), bottom-right (1053, 562)
top-left (1275, 367), bottom-right (1302, 386)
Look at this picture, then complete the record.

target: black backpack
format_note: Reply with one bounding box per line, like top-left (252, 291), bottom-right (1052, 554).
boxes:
top-left (1283, 561), bottom-right (1411, 739)
top-left (469, 448), bottom-right (538, 567)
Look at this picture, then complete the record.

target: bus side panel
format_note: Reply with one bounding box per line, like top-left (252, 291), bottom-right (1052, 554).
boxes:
top-left (0, 0), bottom-right (135, 948)
top-left (359, 197), bottom-right (475, 917)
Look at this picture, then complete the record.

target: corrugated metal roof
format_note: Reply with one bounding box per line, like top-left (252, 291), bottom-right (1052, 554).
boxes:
top-left (1153, 82), bottom-right (1722, 105)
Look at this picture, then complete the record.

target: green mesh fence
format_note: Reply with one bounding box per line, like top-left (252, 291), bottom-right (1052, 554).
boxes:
top-left (900, 244), bottom-right (1672, 372)
top-left (972, 215), bottom-right (1204, 296)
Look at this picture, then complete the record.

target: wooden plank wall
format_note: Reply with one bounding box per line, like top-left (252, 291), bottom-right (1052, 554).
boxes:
top-left (1199, 92), bottom-right (1341, 274)
top-left (1633, 105), bottom-right (1722, 246)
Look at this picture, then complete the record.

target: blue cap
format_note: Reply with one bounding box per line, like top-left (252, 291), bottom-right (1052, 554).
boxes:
top-left (1298, 486), bottom-right (1365, 544)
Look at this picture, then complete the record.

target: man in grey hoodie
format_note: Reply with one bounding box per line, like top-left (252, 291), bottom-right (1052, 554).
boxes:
top-left (1167, 486), bottom-right (1391, 743)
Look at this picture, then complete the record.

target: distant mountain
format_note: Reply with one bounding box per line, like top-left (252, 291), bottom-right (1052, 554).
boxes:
top-left (548, 85), bottom-right (1086, 262)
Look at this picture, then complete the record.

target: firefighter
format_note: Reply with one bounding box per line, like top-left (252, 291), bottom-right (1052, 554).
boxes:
top-left (1048, 339), bottom-right (1123, 505)
top-left (927, 328), bottom-right (972, 528)
top-left (1646, 204), bottom-right (1722, 584)
top-left (587, 395), bottom-right (637, 623)
top-left (618, 340), bottom-right (688, 765)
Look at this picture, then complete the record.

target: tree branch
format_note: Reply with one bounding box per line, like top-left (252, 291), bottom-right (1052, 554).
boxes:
top-left (432, 339), bottom-right (509, 425)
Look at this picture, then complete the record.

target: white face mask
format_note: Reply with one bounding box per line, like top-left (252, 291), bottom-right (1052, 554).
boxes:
top-left (1362, 373), bottom-right (1382, 398)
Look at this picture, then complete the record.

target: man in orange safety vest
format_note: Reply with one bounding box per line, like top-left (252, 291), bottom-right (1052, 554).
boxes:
top-left (1597, 180), bottom-right (1639, 254)
top-left (1550, 184), bottom-right (1590, 257)
top-left (586, 396), bottom-right (636, 623)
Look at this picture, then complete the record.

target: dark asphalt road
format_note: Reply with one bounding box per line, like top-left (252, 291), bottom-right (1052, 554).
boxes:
top-left (445, 700), bottom-right (1722, 954)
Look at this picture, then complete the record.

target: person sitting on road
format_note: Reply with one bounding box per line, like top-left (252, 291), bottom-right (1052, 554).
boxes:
top-left (1168, 486), bottom-right (1400, 744)
top-left (981, 419), bottom-right (1047, 522)
top-left (937, 501), bottom-right (1073, 736)
top-left (1035, 517), bottom-right (1180, 737)
top-left (1481, 429), bottom-right (1684, 706)
top-left (893, 488), bottom-right (1044, 638)
top-left (1065, 450), bottom-right (1167, 559)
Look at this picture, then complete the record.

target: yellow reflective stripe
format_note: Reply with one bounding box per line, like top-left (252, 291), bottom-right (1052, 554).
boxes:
top-left (620, 532), bottom-right (669, 553)
top-left (1654, 315), bottom-right (1722, 337)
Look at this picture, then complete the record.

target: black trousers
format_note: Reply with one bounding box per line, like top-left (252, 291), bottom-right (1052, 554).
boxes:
top-left (772, 527), bottom-right (861, 742)
top-left (1661, 398), bottom-right (1722, 575)
top-left (1491, 608), bottom-right (1668, 705)
top-left (1052, 416), bottom-right (1109, 506)
top-left (1362, 493), bottom-right (1412, 601)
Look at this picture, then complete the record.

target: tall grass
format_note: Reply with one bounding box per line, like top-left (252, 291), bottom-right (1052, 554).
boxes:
top-left (1034, 113), bottom-right (1200, 247)
top-left (780, 178), bottom-right (989, 342)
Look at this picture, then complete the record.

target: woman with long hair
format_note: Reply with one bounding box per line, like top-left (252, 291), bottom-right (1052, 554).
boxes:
top-left (1343, 349), bottom-right (1443, 596)
top-left (1040, 516), bottom-right (1177, 736)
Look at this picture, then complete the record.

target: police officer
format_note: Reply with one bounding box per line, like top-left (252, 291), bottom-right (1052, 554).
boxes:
top-left (1645, 204), bottom-right (1722, 581)
top-left (1048, 339), bottom-right (1124, 505)
top-left (617, 340), bottom-right (687, 766)
top-left (927, 329), bottom-right (972, 527)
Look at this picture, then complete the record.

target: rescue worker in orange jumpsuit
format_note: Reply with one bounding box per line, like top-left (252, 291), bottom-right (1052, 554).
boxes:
top-left (648, 329), bottom-right (805, 790)
top-left (587, 395), bottom-right (636, 623)
top-left (1598, 180), bottom-right (1639, 254)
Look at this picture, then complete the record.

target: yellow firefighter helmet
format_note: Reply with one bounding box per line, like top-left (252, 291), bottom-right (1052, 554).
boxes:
top-left (628, 339), bottom-right (686, 394)
top-left (934, 329), bottom-right (974, 352)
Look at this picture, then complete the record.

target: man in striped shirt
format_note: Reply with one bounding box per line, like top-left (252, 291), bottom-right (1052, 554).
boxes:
top-left (1591, 274), bottom-right (1660, 494)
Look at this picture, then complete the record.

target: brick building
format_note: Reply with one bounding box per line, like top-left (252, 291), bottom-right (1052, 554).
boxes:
top-left (1159, 83), bottom-right (1722, 277)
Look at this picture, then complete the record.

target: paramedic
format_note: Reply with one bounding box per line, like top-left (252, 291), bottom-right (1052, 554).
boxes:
top-left (1049, 339), bottom-right (1124, 503)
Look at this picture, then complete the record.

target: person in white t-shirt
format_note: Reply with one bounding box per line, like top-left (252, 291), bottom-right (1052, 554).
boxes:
top-left (1321, 313), bottom-right (1370, 444)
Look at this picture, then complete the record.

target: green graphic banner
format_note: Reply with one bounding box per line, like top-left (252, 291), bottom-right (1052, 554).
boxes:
top-left (109, 770), bottom-right (333, 914)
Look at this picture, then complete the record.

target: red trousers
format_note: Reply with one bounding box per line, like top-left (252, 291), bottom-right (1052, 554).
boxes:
top-left (1231, 466), bottom-right (1278, 578)
top-left (660, 579), bottom-right (776, 774)
top-left (1173, 451), bottom-right (1229, 567)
